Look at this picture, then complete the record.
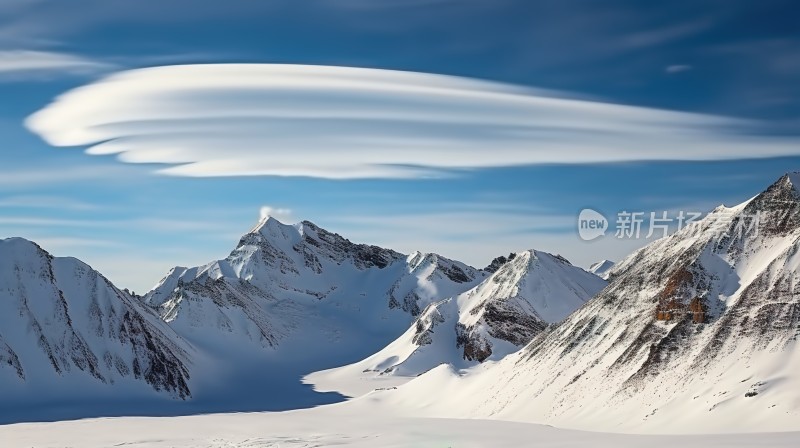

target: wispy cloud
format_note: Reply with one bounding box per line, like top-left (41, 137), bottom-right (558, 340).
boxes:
top-left (26, 64), bottom-right (800, 180)
top-left (666, 64), bottom-right (692, 74)
top-left (0, 215), bottom-right (242, 235)
top-left (619, 18), bottom-right (712, 51)
top-left (259, 206), bottom-right (293, 222)
top-left (0, 165), bottom-right (139, 188)
top-left (701, 38), bottom-right (800, 114)
top-left (0, 1), bottom-right (279, 46)
top-left (0, 50), bottom-right (113, 79)
top-left (0, 195), bottom-right (97, 210)
top-left (0, 216), bottom-right (102, 228)
top-left (30, 236), bottom-right (124, 250)
top-left (323, 209), bottom-right (650, 271)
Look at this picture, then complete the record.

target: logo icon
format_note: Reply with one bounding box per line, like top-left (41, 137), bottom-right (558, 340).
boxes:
top-left (578, 209), bottom-right (608, 241)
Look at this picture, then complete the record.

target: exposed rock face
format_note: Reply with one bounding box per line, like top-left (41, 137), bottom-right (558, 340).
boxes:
top-left (0, 238), bottom-right (192, 400)
top-left (482, 252), bottom-right (517, 274)
top-left (414, 173), bottom-right (800, 431)
top-left (343, 249), bottom-right (606, 375)
top-left (411, 303), bottom-right (447, 347)
top-left (294, 220), bottom-right (401, 270)
top-left (456, 322), bottom-right (493, 362)
top-left (456, 250), bottom-right (604, 362)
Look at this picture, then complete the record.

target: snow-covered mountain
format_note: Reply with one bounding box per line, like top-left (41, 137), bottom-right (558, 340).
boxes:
top-left (588, 259), bottom-right (615, 279)
top-left (11, 173), bottom-right (800, 433)
top-left (308, 250), bottom-right (606, 393)
top-left (131, 217), bottom-right (498, 412)
top-left (454, 251), bottom-right (606, 360)
top-left (0, 218), bottom-right (494, 421)
top-left (0, 238), bottom-right (192, 415)
top-left (380, 173), bottom-right (800, 433)
top-left (144, 217), bottom-right (486, 354)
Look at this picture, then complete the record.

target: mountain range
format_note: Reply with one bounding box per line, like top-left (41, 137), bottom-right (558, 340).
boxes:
top-left (2, 173), bottom-right (800, 432)
top-left (0, 211), bottom-right (597, 421)
top-left (376, 173), bottom-right (800, 433)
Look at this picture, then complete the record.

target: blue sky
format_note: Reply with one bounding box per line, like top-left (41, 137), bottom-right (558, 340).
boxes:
top-left (0, 0), bottom-right (799, 292)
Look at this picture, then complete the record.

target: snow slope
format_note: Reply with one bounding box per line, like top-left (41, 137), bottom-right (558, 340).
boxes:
top-left (373, 173), bottom-right (800, 433)
top-left (308, 250), bottom-right (606, 395)
top-left (1, 405), bottom-right (798, 448)
top-left (0, 238), bottom-right (192, 422)
top-left (589, 259), bottom-right (616, 279)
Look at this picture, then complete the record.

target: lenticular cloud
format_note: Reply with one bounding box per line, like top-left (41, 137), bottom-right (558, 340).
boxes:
top-left (25, 64), bottom-right (800, 179)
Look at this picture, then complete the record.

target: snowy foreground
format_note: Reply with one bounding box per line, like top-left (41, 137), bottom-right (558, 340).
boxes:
top-left (2, 404), bottom-right (799, 448)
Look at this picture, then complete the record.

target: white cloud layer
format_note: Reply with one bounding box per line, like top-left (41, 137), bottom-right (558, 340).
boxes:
top-left (26, 64), bottom-right (800, 179)
top-left (0, 50), bottom-right (112, 77)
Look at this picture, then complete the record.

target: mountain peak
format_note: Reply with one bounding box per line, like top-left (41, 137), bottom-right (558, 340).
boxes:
top-left (0, 237), bottom-right (49, 261)
top-left (760, 173), bottom-right (800, 202)
top-left (1, 236), bottom-right (41, 249)
top-left (529, 249), bottom-right (571, 265)
top-left (588, 259), bottom-right (615, 279)
top-left (250, 214), bottom-right (294, 234)
top-left (249, 216), bottom-right (333, 240)
top-left (781, 172), bottom-right (800, 196)
top-left (737, 173), bottom-right (800, 237)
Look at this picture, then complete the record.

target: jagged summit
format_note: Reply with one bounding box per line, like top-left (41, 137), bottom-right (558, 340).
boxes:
top-left (482, 252), bottom-right (517, 273)
top-left (406, 251), bottom-right (479, 283)
top-left (779, 172), bottom-right (800, 196)
top-left (250, 214), bottom-right (300, 239)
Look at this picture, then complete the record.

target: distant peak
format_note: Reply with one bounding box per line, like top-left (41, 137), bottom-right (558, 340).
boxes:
top-left (0, 237), bottom-right (46, 255)
top-left (590, 259), bottom-right (614, 269)
top-left (588, 259), bottom-right (615, 279)
top-left (408, 251), bottom-right (441, 270)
